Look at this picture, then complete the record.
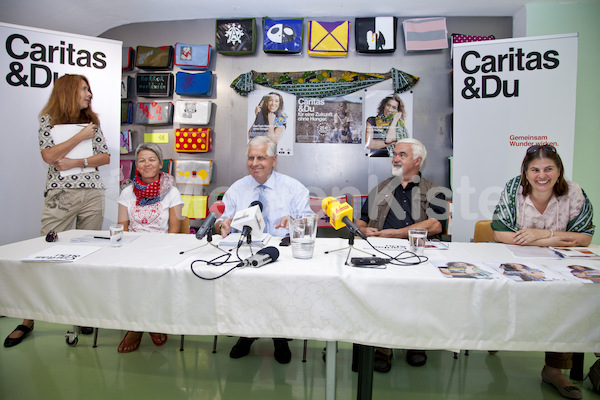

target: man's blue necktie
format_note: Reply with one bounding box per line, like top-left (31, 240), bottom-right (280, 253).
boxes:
top-left (257, 184), bottom-right (269, 232)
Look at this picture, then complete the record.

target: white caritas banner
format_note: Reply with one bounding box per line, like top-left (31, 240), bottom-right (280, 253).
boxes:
top-left (451, 33), bottom-right (578, 242)
top-left (0, 23), bottom-right (122, 245)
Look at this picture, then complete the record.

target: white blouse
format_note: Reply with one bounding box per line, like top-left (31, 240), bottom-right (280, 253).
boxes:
top-left (516, 181), bottom-right (586, 231)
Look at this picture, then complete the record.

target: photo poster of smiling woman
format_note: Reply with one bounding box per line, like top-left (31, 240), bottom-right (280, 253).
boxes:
top-left (295, 95), bottom-right (363, 144)
top-left (364, 90), bottom-right (413, 157)
top-left (247, 89), bottom-right (296, 156)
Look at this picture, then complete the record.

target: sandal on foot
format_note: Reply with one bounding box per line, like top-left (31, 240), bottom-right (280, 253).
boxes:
top-left (80, 327), bottom-right (94, 335)
top-left (406, 350), bottom-right (428, 367)
top-left (149, 333), bottom-right (167, 347)
top-left (118, 331), bottom-right (143, 353)
top-left (4, 323), bottom-right (34, 348)
top-left (374, 349), bottom-right (393, 373)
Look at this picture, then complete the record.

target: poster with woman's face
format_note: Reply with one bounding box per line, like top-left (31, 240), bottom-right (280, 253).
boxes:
top-left (247, 89), bottom-right (295, 156)
top-left (363, 90), bottom-right (413, 157)
top-left (295, 95), bottom-right (363, 144)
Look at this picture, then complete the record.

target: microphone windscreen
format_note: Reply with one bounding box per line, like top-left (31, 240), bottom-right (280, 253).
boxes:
top-left (196, 211), bottom-right (218, 240)
top-left (250, 200), bottom-right (263, 212)
top-left (321, 197), bottom-right (339, 216)
top-left (257, 246), bottom-right (280, 261)
top-left (321, 198), bottom-right (353, 230)
top-left (204, 211), bottom-right (217, 225)
top-left (231, 204), bottom-right (265, 235)
top-left (208, 201), bottom-right (226, 216)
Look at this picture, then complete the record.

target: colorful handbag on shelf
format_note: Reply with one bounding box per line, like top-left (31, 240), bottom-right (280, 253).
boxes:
top-left (450, 33), bottom-right (495, 59)
top-left (161, 159), bottom-right (174, 175)
top-left (174, 43), bottom-right (211, 70)
top-left (175, 159), bottom-right (213, 185)
top-left (120, 130), bottom-right (132, 154)
top-left (175, 71), bottom-right (213, 96)
top-left (135, 73), bottom-right (174, 97)
top-left (263, 18), bottom-right (303, 54)
top-left (121, 76), bottom-right (132, 99)
top-left (215, 18), bottom-right (257, 55)
top-left (133, 102), bottom-right (173, 125)
top-left (451, 33), bottom-right (495, 44)
top-left (181, 195), bottom-right (209, 219)
top-left (121, 101), bottom-right (132, 124)
top-left (135, 45), bottom-right (174, 69)
top-left (174, 100), bottom-right (212, 125)
top-left (355, 17), bottom-right (397, 53)
top-left (122, 47), bottom-right (135, 70)
top-left (307, 20), bottom-right (350, 57)
top-left (174, 128), bottom-right (212, 153)
top-left (402, 17), bottom-right (448, 51)
top-left (119, 160), bottom-right (135, 183)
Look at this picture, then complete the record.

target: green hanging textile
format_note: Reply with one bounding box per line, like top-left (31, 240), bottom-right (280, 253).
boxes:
top-left (230, 68), bottom-right (419, 97)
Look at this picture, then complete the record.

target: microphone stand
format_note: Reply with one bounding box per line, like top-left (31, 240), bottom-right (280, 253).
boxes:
top-left (230, 231), bottom-right (257, 255)
top-left (180, 230), bottom-right (227, 255)
top-left (206, 231), bottom-right (229, 253)
top-left (324, 229), bottom-right (376, 265)
top-left (246, 232), bottom-right (257, 255)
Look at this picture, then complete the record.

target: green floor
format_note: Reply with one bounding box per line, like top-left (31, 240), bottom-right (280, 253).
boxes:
top-left (1, 317), bottom-right (597, 400)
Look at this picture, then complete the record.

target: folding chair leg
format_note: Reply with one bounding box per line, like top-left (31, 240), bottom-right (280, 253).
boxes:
top-left (302, 339), bottom-right (308, 362)
top-left (212, 335), bottom-right (218, 353)
top-left (93, 328), bottom-right (99, 348)
top-left (180, 335), bottom-right (185, 351)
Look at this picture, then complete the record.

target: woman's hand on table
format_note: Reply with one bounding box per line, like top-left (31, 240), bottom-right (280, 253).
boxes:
top-left (513, 228), bottom-right (551, 245)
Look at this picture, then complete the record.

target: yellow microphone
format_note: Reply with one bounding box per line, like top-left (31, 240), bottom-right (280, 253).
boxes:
top-left (321, 197), bottom-right (366, 239)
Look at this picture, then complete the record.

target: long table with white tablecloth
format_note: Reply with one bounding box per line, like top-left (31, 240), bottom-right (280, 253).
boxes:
top-left (1, 230), bottom-right (599, 354)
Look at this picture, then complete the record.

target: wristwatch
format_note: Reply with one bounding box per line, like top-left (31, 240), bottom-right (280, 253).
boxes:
top-left (83, 158), bottom-right (88, 168)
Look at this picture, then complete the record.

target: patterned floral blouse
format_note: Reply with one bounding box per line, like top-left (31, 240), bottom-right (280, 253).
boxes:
top-left (38, 114), bottom-right (109, 195)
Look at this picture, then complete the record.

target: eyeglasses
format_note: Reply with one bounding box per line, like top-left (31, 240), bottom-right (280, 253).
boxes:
top-left (526, 144), bottom-right (556, 154)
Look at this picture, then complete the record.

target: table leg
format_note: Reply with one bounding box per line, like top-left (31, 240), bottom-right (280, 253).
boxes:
top-left (326, 341), bottom-right (337, 400)
top-left (357, 344), bottom-right (374, 400)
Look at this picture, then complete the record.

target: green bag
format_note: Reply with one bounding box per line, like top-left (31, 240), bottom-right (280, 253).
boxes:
top-left (121, 101), bottom-right (132, 124)
top-left (135, 45), bottom-right (174, 69)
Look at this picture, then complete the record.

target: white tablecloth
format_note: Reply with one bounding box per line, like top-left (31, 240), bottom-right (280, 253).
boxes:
top-left (0, 230), bottom-right (599, 353)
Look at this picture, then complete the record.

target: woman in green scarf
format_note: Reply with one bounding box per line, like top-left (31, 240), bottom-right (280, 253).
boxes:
top-left (492, 144), bottom-right (594, 399)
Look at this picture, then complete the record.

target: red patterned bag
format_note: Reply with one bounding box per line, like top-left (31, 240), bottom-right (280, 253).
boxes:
top-left (451, 33), bottom-right (495, 44)
top-left (174, 128), bottom-right (212, 152)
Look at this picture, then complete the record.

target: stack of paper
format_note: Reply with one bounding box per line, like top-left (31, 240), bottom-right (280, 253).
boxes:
top-left (21, 245), bottom-right (100, 263)
top-left (51, 124), bottom-right (95, 177)
top-left (551, 247), bottom-right (600, 259)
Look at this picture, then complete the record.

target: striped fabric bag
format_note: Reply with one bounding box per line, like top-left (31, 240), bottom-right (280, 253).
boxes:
top-left (402, 17), bottom-right (448, 51)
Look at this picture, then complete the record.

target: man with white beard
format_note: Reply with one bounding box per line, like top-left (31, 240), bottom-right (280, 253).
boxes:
top-left (355, 138), bottom-right (449, 372)
top-left (356, 138), bottom-right (447, 240)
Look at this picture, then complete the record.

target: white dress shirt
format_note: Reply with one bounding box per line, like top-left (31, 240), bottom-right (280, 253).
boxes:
top-left (220, 171), bottom-right (312, 237)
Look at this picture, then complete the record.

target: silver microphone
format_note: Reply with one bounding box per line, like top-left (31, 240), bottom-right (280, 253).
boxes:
top-left (242, 246), bottom-right (280, 268)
